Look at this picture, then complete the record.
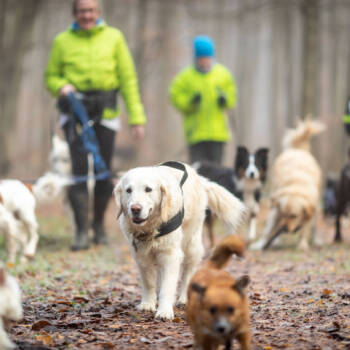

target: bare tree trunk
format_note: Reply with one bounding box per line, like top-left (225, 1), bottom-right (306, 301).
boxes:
top-left (0, 0), bottom-right (43, 175)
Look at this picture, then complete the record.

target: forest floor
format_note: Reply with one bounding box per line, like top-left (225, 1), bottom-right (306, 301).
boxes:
top-left (2, 199), bottom-right (350, 350)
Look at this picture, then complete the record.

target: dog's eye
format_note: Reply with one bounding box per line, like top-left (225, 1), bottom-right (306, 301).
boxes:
top-left (226, 306), bottom-right (235, 314)
top-left (145, 187), bottom-right (152, 193)
top-left (126, 187), bottom-right (132, 193)
top-left (289, 214), bottom-right (297, 219)
top-left (209, 306), bottom-right (217, 315)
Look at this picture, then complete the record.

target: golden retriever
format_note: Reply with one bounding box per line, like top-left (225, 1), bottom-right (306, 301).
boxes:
top-left (187, 235), bottom-right (250, 350)
top-left (113, 162), bottom-right (246, 320)
top-left (250, 118), bottom-right (325, 250)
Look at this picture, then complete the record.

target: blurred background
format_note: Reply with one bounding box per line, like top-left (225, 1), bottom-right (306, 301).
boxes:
top-left (1, 0), bottom-right (350, 179)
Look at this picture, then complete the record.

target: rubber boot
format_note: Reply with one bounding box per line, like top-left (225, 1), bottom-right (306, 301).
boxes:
top-left (92, 194), bottom-right (111, 245)
top-left (68, 188), bottom-right (90, 251)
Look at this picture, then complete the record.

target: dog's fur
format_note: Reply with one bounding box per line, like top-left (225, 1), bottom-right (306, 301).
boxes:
top-left (0, 173), bottom-right (69, 263)
top-left (187, 235), bottom-right (250, 350)
top-left (250, 119), bottom-right (325, 251)
top-left (113, 162), bottom-right (246, 320)
top-left (0, 264), bottom-right (23, 349)
top-left (194, 146), bottom-right (269, 244)
top-left (334, 149), bottom-right (350, 242)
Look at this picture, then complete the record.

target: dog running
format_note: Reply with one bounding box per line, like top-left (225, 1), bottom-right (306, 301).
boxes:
top-left (250, 118), bottom-right (325, 250)
top-left (194, 146), bottom-right (269, 245)
top-left (113, 161), bottom-right (246, 320)
top-left (187, 235), bottom-right (250, 350)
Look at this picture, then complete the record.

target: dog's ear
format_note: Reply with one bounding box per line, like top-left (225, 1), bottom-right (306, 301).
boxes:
top-left (191, 282), bottom-right (207, 297)
top-left (302, 204), bottom-right (314, 221)
top-left (232, 275), bottom-right (250, 296)
top-left (255, 148), bottom-right (269, 171)
top-left (160, 184), bottom-right (172, 222)
top-left (234, 146), bottom-right (249, 173)
top-left (113, 183), bottom-right (123, 219)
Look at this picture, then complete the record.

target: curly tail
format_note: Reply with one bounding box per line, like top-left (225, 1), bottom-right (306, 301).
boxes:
top-left (207, 235), bottom-right (245, 270)
top-left (282, 118), bottom-right (325, 151)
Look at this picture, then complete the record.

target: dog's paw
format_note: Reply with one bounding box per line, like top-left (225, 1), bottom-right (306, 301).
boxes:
top-left (155, 306), bottom-right (174, 320)
top-left (137, 301), bottom-right (156, 312)
top-left (176, 296), bottom-right (187, 306)
top-left (249, 240), bottom-right (264, 250)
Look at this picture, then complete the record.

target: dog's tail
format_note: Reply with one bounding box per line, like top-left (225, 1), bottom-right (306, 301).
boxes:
top-left (202, 177), bottom-right (247, 231)
top-left (206, 235), bottom-right (245, 270)
top-left (29, 172), bottom-right (71, 204)
top-left (282, 118), bottom-right (325, 151)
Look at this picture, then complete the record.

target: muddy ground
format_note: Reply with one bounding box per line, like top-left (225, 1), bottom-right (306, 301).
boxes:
top-left (3, 200), bottom-right (350, 350)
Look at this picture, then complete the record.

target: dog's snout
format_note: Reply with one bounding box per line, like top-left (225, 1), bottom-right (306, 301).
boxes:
top-left (249, 172), bottom-right (255, 178)
top-left (214, 319), bottom-right (229, 334)
top-left (131, 204), bottom-right (142, 215)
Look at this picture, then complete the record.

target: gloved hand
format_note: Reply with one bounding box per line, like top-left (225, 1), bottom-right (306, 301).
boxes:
top-left (217, 94), bottom-right (227, 108)
top-left (191, 93), bottom-right (202, 107)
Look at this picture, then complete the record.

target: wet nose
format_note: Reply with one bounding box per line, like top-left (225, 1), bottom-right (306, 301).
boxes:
top-left (249, 171), bottom-right (255, 178)
top-left (131, 204), bottom-right (142, 215)
top-left (216, 324), bottom-right (226, 334)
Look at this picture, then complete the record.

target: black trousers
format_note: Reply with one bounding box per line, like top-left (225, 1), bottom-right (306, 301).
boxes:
top-left (63, 122), bottom-right (115, 197)
top-left (189, 141), bottom-right (225, 165)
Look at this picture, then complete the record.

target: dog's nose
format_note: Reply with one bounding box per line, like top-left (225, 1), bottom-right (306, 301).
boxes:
top-left (249, 172), bottom-right (255, 178)
top-left (131, 204), bottom-right (142, 215)
top-left (216, 325), bottom-right (226, 334)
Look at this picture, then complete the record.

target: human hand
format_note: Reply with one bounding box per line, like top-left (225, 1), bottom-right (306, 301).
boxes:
top-left (131, 125), bottom-right (145, 141)
top-left (59, 84), bottom-right (76, 97)
top-left (217, 94), bottom-right (227, 108)
top-left (191, 93), bottom-right (201, 106)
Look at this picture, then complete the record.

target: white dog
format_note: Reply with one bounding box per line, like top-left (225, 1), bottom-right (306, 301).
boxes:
top-left (0, 264), bottom-right (23, 349)
top-left (0, 173), bottom-right (69, 263)
top-left (113, 162), bottom-right (246, 320)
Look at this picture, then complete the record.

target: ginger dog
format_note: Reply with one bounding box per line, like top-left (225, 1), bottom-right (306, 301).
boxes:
top-left (187, 235), bottom-right (250, 350)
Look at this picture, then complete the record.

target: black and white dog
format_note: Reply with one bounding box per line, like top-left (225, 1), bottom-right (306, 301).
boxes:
top-left (193, 146), bottom-right (269, 244)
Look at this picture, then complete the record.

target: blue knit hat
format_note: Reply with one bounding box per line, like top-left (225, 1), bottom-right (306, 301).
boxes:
top-left (193, 35), bottom-right (215, 58)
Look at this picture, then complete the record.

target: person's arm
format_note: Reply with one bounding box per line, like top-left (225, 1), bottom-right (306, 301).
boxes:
top-left (169, 70), bottom-right (197, 114)
top-left (115, 32), bottom-right (146, 126)
top-left (219, 68), bottom-right (237, 110)
top-left (45, 37), bottom-right (71, 97)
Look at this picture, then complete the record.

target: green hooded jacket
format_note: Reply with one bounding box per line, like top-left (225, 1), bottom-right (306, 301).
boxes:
top-left (45, 20), bottom-right (146, 125)
top-left (169, 63), bottom-right (237, 144)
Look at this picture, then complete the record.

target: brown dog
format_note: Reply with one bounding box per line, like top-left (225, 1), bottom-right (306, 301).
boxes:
top-left (186, 235), bottom-right (250, 350)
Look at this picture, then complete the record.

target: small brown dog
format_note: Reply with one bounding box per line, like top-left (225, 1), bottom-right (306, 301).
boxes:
top-left (186, 235), bottom-right (250, 350)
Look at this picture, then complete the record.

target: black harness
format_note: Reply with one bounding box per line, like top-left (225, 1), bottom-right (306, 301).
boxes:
top-left (155, 161), bottom-right (188, 239)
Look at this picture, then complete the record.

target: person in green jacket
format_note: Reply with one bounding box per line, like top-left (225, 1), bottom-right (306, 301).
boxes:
top-left (45, 0), bottom-right (146, 251)
top-left (169, 35), bottom-right (237, 165)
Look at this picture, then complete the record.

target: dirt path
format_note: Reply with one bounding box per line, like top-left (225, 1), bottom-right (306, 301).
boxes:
top-left (3, 203), bottom-right (350, 349)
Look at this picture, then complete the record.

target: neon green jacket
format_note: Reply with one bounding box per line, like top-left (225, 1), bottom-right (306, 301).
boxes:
top-left (45, 21), bottom-right (146, 125)
top-left (169, 64), bottom-right (237, 144)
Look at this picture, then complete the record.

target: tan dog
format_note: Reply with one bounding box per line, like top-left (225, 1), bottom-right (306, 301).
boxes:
top-left (250, 118), bottom-right (325, 250)
top-left (187, 235), bottom-right (250, 350)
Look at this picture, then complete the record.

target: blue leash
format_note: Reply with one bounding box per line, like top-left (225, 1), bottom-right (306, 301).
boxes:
top-left (67, 92), bottom-right (111, 182)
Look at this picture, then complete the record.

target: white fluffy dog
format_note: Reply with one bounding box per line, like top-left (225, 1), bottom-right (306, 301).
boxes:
top-left (250, 119), bottom-right (325, 251)
top-left (0, 173), bottom-right (69, 263)
top-left (113, 162), bottom-right (246, 320)
top-left (0, 264), bottom-right (23, 349)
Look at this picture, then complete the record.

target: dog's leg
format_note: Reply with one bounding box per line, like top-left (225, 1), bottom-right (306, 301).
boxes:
top-left (248, 214), bottom-right (257, 241)
top-left (0, 318), bottom-right (16, 349)
top-left (205, 211), bottom-right (215, 248)
top-left (135, 254), bottom-right (157, 312)
top-left (155, 244), bottom-right (183, 320)
top-left (250, 207), bottom-right (280, 250)
top-left (22, 216), bottom-right (39, 258)
top-left (237, 330), bottom-right (251, 350)
top-left (297, 220), bottom-right (313, 251)
top-left (177, 230), bottom-right (204, 305)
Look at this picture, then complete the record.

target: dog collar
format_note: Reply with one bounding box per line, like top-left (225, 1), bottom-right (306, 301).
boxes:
top-left (155, 161), bottom-right (188, 239)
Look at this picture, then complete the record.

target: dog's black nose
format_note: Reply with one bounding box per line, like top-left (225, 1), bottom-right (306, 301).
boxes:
top-left (216, 325), bottom-right (226, 334)
top-left (249, 172), bottom-right (255, 178)
top-left (131, 204), bottom-right (142, 215)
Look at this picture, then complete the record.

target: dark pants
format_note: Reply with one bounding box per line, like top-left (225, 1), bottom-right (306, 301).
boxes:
top-left (189, 141), bottom-right (225, 165)
top-left (63, 122), bottom-right (115, 236)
